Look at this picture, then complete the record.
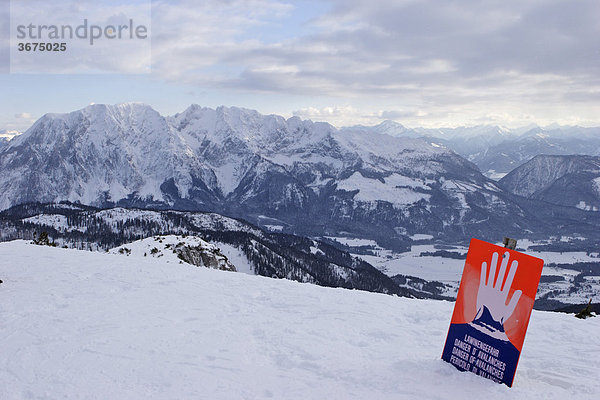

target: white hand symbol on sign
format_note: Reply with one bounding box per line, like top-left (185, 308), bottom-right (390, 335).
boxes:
top-left (476, 251), bottom-right (522, 324)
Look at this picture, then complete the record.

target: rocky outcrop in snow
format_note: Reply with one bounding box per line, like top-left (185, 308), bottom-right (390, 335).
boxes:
top-left (111, 235), bottom-right (237, 272)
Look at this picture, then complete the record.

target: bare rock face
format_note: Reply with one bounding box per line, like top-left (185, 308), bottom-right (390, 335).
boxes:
top-left (174, 243), bottom-right (236, 272)
top-left (109, 235), bottom-right (237, 272)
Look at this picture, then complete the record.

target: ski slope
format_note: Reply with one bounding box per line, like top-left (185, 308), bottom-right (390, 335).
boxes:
top-left (0, 240), bottom-right (599, 399)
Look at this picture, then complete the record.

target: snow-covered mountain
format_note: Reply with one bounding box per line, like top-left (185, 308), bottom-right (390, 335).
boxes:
top-left (1, 240), bottom-right (599, 399)
top-left (462, 127), bottom-right (600, 179)
top-left (499, 155), bottom-right (600, 211)
top-left (343, 120), bottom-right (421, 138)
top-left (1, 104), bottom-right (598, 245)
top-left (0, 104), bottom-right (206, 207)
top-left (344, 122), bottom-right (514, 154)
top-left (344, 122), bottom-right (600, 179)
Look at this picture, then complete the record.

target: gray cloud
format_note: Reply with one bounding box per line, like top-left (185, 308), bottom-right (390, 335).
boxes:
top-left (291, 106), bottom-right (432, 127)
top-left (152, 0), bottom-right (600, 111)
top-left (1, 0), bottom-right (580, 127)
top-left (378, 110), bottom-right (424, 120)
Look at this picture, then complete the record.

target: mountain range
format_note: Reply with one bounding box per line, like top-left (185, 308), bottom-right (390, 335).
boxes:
top-left (345, 121), bottom-right (600, 179)
top-left (0, 104), bottom-right (598, 248)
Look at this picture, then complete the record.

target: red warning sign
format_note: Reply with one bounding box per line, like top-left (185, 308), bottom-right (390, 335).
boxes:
top-left (442, 238), bottom-right (544, 387)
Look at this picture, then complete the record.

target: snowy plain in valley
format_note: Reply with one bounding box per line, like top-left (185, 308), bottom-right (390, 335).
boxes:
top-left (1, 240), bottom-right (599, 399)
top-left (326, 236), bottom-right (600, 303)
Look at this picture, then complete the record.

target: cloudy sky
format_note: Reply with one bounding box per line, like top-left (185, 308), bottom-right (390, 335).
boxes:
top-left (1, 0), bottom-right (599, 131)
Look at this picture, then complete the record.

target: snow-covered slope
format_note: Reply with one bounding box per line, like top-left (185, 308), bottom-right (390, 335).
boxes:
top-left (3, 203), bottom-right (418, 297)
top-left (4, 203), bottom-right (599, 307)
top-left (0, 240), bottom-right (598, 399)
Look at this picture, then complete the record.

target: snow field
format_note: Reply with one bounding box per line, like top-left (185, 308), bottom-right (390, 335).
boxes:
top-left (0, 240), bottom-right (599, 399)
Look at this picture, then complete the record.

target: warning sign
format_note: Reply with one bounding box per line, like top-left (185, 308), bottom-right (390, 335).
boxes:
top-left (441, 238), bottom-right (544, 387)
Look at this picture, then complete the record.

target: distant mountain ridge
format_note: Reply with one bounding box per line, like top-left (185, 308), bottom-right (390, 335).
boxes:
top-left (1, 104), bottom-right (599, 246)
top-left (499, 155), bottom-right (600, 211)
top-left (0, 129), bottom-right (21, 137)
top-left (0, 129), bottom-right (19, 151)
top-left (344, 121), bottom-right (600, 178)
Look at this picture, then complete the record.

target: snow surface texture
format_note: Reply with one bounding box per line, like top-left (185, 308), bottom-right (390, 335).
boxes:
top-left (1, 241), bottom-right (599, 399)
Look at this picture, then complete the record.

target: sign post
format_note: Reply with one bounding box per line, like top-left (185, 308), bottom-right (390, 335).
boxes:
top-left (441, 238), bottom-right (544, 387)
